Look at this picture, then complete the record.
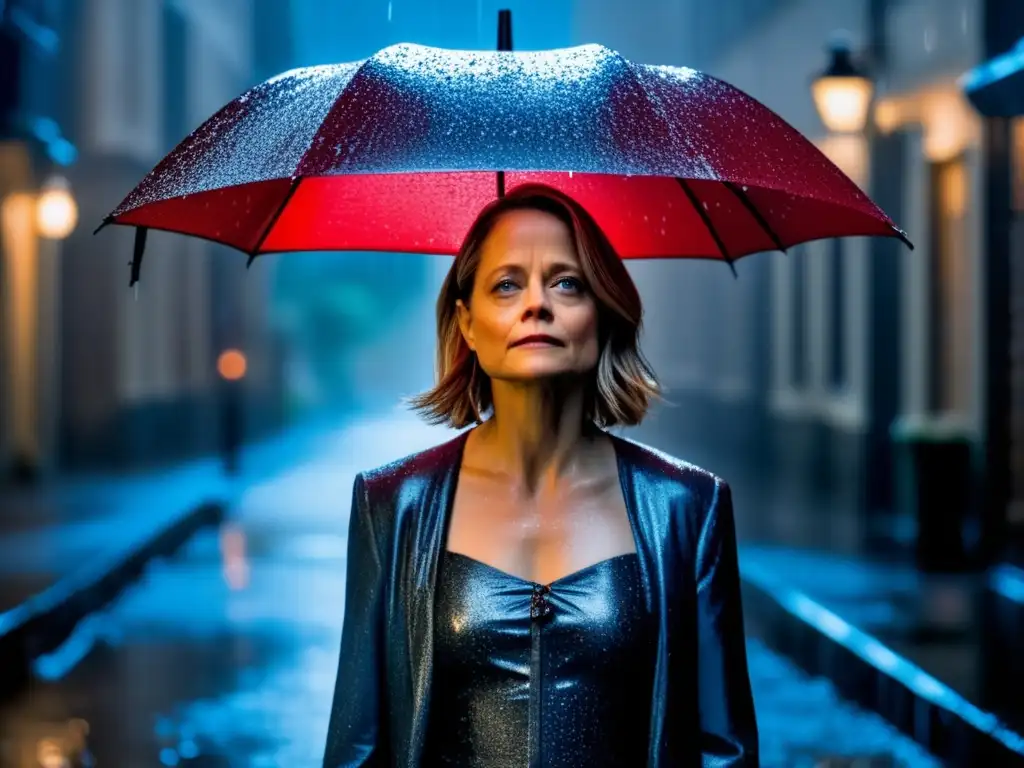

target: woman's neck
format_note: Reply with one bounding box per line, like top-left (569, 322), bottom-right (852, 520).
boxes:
top-left (479, 379), bottom-right (592, 494)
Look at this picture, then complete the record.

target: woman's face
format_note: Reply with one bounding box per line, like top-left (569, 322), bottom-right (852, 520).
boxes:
top-left (457, 208), bottom-right (601, 384)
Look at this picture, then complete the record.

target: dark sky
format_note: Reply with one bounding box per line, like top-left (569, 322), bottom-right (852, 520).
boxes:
top-left (289, 0), bottom-right (575, 66)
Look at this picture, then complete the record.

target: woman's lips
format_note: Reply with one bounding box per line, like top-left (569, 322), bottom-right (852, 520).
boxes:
top-left (509, 334), bottom-right (564, 348)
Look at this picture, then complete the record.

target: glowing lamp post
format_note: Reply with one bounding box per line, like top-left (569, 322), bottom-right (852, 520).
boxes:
top-left (811, 38), bottom-right (874, 134)
top-left (35, 175), bottom-right (78, 240)
top-left (217, 348), bottom-right (247, 475)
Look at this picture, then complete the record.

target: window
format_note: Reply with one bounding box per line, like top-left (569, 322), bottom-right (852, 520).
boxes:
top-left (162, 2), bottom-right (187, 147)
top-left (790, 244), bottom-right (807, 389)
top-left (81, 0), bottom-right (161, 160)
top-left (121, 0), bottom-right (143, 122)
top-left (927, 157), bottom-right (970, 415)
top-left (827, 238), bottom-right (846, 391)
top-left (1010, 120), bottom-right (1024, 523)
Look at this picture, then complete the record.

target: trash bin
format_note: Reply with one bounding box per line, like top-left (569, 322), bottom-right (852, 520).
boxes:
top-left (891, 416), bottom-right (973, 572)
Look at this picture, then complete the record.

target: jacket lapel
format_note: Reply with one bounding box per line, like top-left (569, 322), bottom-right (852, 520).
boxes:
top-left (404, 430), bottom-right (469, 767)
top-left (611, 434), bottom-right (689, 767)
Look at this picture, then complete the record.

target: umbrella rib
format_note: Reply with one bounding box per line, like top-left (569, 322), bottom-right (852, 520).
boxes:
top-left (248, 176), bottom-right (303, 267)
top-left (723, 181), bottom-right (786, 253)
top-left (675, 177), bottom-right (737, 277)
top-left (293, 55), bottom-right (377, 176)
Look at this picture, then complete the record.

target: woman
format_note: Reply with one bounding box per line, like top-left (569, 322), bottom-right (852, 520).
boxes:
top-left (322, 185), bottom-right (758, 767)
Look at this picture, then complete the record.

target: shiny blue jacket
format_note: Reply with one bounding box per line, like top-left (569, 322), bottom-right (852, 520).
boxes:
top-left (322, 430), bottom-right (759, 767)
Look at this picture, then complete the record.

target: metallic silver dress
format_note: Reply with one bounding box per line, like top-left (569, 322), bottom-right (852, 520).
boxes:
top-left (424, 550), bottom-right (657, 767)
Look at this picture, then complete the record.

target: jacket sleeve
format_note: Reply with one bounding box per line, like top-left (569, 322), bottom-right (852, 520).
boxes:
top-left (322, 473), bottom-right (388, 767)
top-left (695, 478), bottom-right (759, 766)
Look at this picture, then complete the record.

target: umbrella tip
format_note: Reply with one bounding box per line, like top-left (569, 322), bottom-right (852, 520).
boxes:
top-left (895, 227), bottom-right (915, 251)
top-left (129, 226), bottom-right (148, 288)
top-left (93, 216), bottom-right (113, 236)
top-left (497, 9), bottom-right (512, 52)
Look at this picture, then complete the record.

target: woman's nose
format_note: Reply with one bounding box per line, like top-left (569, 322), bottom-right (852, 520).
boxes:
top-left (521, 281), bottom-right (552, 319)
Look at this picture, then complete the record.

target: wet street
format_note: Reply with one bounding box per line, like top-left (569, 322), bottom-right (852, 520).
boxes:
top-left (0, 413), bottom-right (940, 767)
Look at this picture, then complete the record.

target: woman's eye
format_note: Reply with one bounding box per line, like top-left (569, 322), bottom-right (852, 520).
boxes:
top-left (494, 279), bottom-right (517, 293)
top-left (555, 277), bottom-right (583, 292)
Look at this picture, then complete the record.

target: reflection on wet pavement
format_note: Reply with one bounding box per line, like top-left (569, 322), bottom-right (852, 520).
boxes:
top-left (0, 414), bottom-right (940, 767)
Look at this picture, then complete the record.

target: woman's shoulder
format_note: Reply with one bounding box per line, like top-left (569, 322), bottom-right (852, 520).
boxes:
top-left (358, 430), bottom-right (468, 494)
top-left (608, 432), bottom-right (728, 497)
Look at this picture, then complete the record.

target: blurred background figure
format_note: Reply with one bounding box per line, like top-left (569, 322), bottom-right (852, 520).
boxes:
top-left (0, 1), bottom-right (1022, 766)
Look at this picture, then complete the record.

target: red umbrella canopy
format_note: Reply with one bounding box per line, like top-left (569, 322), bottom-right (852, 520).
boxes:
top-left (100, 41), bottom-right (910, 285)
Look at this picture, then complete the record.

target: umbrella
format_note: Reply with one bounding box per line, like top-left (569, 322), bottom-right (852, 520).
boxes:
top-left (97, 10), bottom-right (911, 287)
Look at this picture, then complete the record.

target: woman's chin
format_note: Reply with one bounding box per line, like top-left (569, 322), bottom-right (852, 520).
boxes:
top-left (493, 364), bottom-right (592, 384)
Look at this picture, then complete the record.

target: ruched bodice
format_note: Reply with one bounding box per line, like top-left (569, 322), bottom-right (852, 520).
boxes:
top-left (424, 550), bottom-right (658, 767)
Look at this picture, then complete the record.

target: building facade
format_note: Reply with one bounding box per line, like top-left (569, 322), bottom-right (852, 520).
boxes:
top-left (0, 0), bottom-right (286, 476)
top-left (573, 0), bottom-right (1024, 563)
top-left (962, 16), bottom-right (1024, 561)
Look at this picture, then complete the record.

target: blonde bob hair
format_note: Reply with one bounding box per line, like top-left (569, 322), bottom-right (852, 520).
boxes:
top-left (409, 184), bottom-right (659, 430)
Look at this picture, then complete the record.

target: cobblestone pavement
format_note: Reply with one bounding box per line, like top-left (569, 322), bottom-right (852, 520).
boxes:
top-left (0, 411), bottom-right (939, 767)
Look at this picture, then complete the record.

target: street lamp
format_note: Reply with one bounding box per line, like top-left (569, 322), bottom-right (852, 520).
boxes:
top-left (811, 37), bottom-right (874, 134)
top-left (35, 174), bottom-right (77, 240)
top-left (217, 348), bottom-right (248, 381)
top-left (217, 347), bottom-right (247, 476)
